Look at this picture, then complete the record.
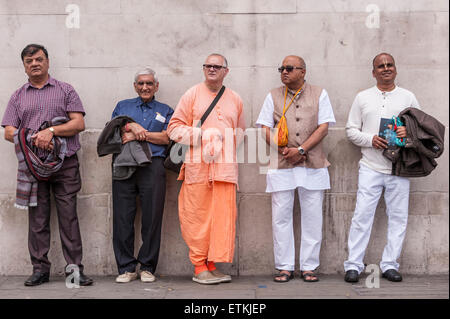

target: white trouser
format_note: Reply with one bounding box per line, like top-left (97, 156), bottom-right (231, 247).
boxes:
top-left (272, 187), bottom-right (324, 271)
top-left (344, 164), bottom-right (410, 274)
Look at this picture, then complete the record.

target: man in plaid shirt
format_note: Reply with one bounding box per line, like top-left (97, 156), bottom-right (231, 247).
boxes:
top-left (2, 44), bottom-right (93, 287)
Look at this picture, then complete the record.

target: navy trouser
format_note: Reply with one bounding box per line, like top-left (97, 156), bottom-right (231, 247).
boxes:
top-left (112, 157), bottom-right (166, 274)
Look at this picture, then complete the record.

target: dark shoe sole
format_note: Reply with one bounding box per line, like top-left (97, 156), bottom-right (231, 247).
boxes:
top-left (66, 278), bottom-right (94, 286)
top-left (79, 281), bottom-right (94, 286)
top-left (382, 274), bottom-right (402, 282)
top-left (65, 272), bottom-right (94, 286)
top-left (301, 272), bottom-right (319, 283)
top-left (344, 277), bottom-right (359, 283)
top-left (24, 278), bottom-right (49, 286)
top-left (273, 272), bottom-right (294, 283)
top-left (302, 277), bottom-right (319, 282)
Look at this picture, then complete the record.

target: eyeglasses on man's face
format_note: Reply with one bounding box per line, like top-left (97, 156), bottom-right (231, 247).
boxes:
top-left (136, 81), bottom-right (155, 86)
top-left (278, 65), bottom-right (304, 73)
top-left (203, 64), bottom-right (227, 70)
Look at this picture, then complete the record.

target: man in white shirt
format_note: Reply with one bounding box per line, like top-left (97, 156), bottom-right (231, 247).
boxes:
top-left (344, 53), bottom-right (420, 283)
top-left (256, 55), bottom-right (335, 282)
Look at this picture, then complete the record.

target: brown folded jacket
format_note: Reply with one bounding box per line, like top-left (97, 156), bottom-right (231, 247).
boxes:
top-left (383, 107), bottom-right (445, 177)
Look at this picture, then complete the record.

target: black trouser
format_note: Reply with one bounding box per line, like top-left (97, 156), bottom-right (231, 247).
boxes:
top-left (112, 157), bottom-right (166, 274)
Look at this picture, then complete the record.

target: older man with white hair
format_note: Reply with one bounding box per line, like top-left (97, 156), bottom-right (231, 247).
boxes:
top-left (110, 67), bottom-right (174, 283)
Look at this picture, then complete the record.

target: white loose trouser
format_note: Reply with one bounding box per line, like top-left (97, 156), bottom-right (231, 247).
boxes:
top-left (344, 164), bottom-right (410, 274)
top-left (272, 187), bottom-right (324, 271)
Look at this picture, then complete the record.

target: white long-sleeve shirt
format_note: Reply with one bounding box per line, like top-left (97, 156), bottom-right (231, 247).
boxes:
top-left (346, 85), bottom-right (420, 174)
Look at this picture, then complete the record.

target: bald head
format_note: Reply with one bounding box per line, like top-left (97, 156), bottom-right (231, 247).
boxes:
top-left (372, 53), bottom-right (395, 69)
top-left (372, 52), bottom-right (397, 89)
top-left (280, 55), bottom-right (307, 89)
top-left (283, 55), bottom-right (306, 69)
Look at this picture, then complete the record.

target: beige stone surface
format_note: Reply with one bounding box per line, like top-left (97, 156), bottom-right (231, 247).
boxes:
top-left (295, 0), bottom-right (449, 13)
top-left (0, 0), bottom-right (121, 15)
top-left (0, 0), bottom-right (447, 275)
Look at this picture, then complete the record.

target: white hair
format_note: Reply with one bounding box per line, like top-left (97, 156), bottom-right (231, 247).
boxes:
top-left (134, 67), bottom-right (158, 83)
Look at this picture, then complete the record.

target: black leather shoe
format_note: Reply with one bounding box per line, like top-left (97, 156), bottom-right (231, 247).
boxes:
top-left (344, 270), bottom-right (359, 283)
top-left (382, 269), bottom-right (402, 282)
top-left (79, 273), bottom-right (94, 286)
top-left (24, 272), bottom-right (50, 286)
top-left (65, 271), bottom-right (94, 286)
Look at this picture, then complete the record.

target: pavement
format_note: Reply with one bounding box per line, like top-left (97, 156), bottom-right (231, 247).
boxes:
top-left (0, 273), bottom-right (448, 299)
top-left (1, 274), bottom-right (447, 317)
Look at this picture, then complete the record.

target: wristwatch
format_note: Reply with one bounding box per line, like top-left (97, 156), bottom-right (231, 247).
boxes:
top-left (49, 127), bottom-right (55, 134)
top-left (297, 146), bottom-right (306, 155)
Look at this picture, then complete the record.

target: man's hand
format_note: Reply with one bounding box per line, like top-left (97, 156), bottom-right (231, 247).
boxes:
top-left (128, 122), bottom-right (147, 141)
top-left (278, 146), bottom-right (286, 155)
top-left (202, 129), bottom-right (223, 162)
top-left (395, 126), bottom-right (407, 138)
top-left (372, 135), bottom-right (388, 149)
top-left (121, 131), bottom-right (136, 144)
top-left (282, 147), bottom-right (307, 165)
top-left (31, 128), bottom-right (54, 150)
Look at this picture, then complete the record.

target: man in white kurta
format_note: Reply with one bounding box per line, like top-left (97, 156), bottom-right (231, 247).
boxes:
top-left (343, 53), bottom-right (420, 283)
top-left (256, 55), bottom-right (335, 282)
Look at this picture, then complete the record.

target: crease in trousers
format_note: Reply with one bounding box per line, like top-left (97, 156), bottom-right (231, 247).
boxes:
top-left (28, 154), bottom-right (84, 274)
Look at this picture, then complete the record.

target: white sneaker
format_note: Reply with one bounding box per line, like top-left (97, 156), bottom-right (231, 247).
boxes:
top-left (115, 271), bottom-right (138, 283)
top-left (140, 270), bottom-right (156, 283)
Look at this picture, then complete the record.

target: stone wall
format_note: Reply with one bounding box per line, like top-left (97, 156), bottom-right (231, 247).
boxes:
top-left (0, 0), bottom-right (448, 275)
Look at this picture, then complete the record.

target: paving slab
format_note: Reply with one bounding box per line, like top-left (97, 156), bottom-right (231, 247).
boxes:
top-left (0, 275), bottom-right (447, 300)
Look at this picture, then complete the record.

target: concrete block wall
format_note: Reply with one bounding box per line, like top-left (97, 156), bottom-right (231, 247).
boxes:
top-left (0, 0), bottom-right (448, 276)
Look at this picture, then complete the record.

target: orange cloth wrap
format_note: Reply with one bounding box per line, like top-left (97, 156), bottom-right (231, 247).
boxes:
top-left (178, 181), bottom-right (237, 266)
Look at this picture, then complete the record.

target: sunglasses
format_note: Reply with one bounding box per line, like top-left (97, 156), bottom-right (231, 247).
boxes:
top-left (278, 66), bottom-right (304, 73)
top-left (203, 64), bottom-right (226, 70)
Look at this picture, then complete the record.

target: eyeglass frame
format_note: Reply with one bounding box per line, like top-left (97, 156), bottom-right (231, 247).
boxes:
top-left (278, 65), bottom-right (304, 73)
top-left (203, 64), bottom-right (227, 70)
top-left (135, 81), bottom-right (155, 86)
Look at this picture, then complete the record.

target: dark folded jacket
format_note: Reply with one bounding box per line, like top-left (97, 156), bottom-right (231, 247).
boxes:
top-left (383, 107), bottom-right (445, 177)
top-left (97, 115), bottom-right (152, 180)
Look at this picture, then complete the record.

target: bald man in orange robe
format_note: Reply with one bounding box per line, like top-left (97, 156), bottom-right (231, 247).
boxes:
top-left (167, 53), bottom-right (245, 284)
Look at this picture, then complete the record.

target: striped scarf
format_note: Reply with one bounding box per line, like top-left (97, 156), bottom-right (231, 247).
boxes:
top-left (14, 117), bottom-right (68, 210)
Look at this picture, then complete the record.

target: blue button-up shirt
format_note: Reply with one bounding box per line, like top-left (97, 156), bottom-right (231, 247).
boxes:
top-left (112, 97), bottom-right (174, 158)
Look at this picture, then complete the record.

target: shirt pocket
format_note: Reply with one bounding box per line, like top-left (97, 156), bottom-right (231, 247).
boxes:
top-left (148, 118), bottom-right (165, 132)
